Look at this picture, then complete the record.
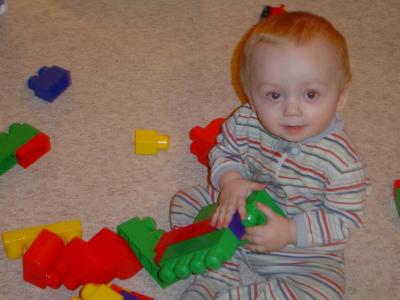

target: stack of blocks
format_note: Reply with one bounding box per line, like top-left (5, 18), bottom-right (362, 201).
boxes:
top-left (394, 180), bottom-right (400, 217)
top-left (0, 123), bottom-right (51, 176)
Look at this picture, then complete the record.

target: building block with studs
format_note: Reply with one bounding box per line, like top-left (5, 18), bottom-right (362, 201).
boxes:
top-left (154, 218), bottom-right (215, 263)
top-left (28, 65), bottom-right (71, 102)
top-left (0, 123), bottom-right (50, 175)
top-left (158, 228), bottom-right (241, 285)
top-left (74, 284), bottom-right (123, 300)
top-left (134, 129), bottom-right (169, 155)
top-left (117, 217), bottom-right (166, 287)
top-left (22, 229), bottom-right (64, 289)
top-left (1, 219), bottom-right (81, 260)
top-left (189, 118), bottom-right (225, 167)
top-left (87, 228), bottom-right (142, 281)
top-left (393, 180), bottom-right (400, 217)
top-left (242, 190), bottom-right (286, 227)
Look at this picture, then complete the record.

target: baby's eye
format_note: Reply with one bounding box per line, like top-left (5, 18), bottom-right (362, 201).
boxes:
top-left (267, 92), bottom-right (281, 101)
top-left (305, 90), bottom-right (318, 100)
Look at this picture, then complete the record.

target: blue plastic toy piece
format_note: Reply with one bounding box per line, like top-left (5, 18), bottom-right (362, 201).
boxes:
top-left (28, 65), bottom-right (71, 102)
top-left (228, 211), bottom-right (245, 240)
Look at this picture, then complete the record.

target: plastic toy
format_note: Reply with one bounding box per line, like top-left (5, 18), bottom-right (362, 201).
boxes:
top-left (228, 211), bottom-right (245, 240)
top-left (189, 118), bottom-right (225, 167)
top-left (134, 129), bottom-right (169, 155)
top-left (23, 229), bottom-right (64, 289)
top-left (242, 190), bottom-right (287, 227)
top-left (0, 123), bottom-right (51, 175)
top-left (110, 284), bottom-right (153, 300)
top-left (28, 65), bottom-right (71, 102)
top-left (194, 203), bottom-right (217, 223)
top-left (393, 180), bottom-right (400, 216)
top-left (260, 4), bottom-right (286, 19)
top-left (73, 284), bottom-right (123, 300)
top-left (0, 0), bottom-right (7, 15)
top-left (158, 228), bottom-right (242, 284)
top-left (154, 218), bottom-right (214, 263)
top-left (117, 217), bottom-right (166, 287)
top-left (1, 219), bottom-right (81, 260)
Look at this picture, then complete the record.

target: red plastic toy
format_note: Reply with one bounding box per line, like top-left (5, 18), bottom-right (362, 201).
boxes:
top-left (154, 218), bottom-right (215, 263)
top-left (16, 132), bottom-right (51, 168)
top-left (189, 118), bottom-right (225, 167)
top-left (23, 229), bottom-right (64, 289)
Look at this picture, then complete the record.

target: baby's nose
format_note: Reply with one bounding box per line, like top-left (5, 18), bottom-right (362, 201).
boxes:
top-left (283, 98), bottom-right (302, 116)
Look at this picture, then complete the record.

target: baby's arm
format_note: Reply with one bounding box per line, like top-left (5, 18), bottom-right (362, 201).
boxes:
top-left (293, 159), bottom-right (368, 248)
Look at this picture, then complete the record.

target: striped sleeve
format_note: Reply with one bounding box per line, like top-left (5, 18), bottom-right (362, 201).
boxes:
top-left (209, 106), bottom-right (250, 191)
top-left (293, 135), bottom-right (370, 248)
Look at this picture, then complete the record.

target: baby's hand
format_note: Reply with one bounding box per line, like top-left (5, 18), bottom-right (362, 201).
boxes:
top-left (211, 178), bottom-right (265, 229)
top-left (243, 203), bottom-right (297, 253)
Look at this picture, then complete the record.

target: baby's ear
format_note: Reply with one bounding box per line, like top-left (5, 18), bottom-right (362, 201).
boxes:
top-left (336, 81), bottom-right (351, 112)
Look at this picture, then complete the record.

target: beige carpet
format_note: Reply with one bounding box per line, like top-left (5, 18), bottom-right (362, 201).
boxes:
top-left (0, 1), bottom-right (399, 299)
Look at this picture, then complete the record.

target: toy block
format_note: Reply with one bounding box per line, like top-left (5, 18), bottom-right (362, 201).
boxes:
top-left (194, 203), bottom-right (217, 223)
top-left (1, 219), bottom-right (82, 260)
top-left (110, 284), bottom-right (153, 300)
top-left (87, 228), bottom-right (142, 280)
top-left (242, 190), bottom-right (286, 227)
top-left (134, 129), bottom-right (169, 155)
top-left (23, 229), bottom-right (64, 289)
top-left (154, 218), bottom-right (215, 263)
top-left (28, 65), bottom-right (71, 102)
top-left (228, 211), bottom-right (245, 240)
top-left (393, 180), bottom-right (400, 197)
top-left (77, 284), bottom-right (123, 300)
top-left (53, 237), bottom-right (104, 290)
top-left (0, 0), bottom-right (7, 15)
top-left (16, 132), bottom-right (51, 168)
top-left (117, 217), bottom-right (166, 287)
top-left (158, 228), bottom-right (241, 284)
top-left (189, 118), bottom-right (225, 167)
top-left (0, 123), bottom-right (39, 175)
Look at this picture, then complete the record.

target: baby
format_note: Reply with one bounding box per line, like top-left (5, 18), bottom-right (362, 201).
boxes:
top-left (170, 8), bottom-right (369, 300)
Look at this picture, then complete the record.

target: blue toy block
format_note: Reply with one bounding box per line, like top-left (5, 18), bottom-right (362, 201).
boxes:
top-left (120, 290), bottom-right (140, 300)
top-left (228, 211), bottom-right (245, 240)
top-left (28, 65), bottom-right (71, 102)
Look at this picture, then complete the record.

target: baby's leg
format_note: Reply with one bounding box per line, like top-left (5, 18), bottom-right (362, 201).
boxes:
top-left (170, 184), bottom-right (245, 300)
top-left (215, 250), bottom-right (345, 300)
top-left (170, 183), bottom-right (219, 228)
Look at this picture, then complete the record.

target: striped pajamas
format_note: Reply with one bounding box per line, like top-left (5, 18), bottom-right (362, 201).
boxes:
top-left (170, 104), bottom-right (369, 299)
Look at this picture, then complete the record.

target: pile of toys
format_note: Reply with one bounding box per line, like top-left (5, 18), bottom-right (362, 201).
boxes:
top-left (2, 189), bottom-right (285, 299)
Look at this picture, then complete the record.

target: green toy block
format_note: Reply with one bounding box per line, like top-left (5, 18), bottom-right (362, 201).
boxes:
top-left (0, 123), bottom-right (40, 175)
top-left (117, 217), bottom-right (167, 287)
top-left (394, 188), bottom-right (400, 217)
top-left (242, 190), bottom-right (286, 227)
top-left (158, 228), bottom-right (240, 284)
top-left (194, 203), bottom-right (217, 223)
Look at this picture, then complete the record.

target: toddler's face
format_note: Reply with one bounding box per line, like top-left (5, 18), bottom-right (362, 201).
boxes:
top-left (246, 37), bottom-right (349, 142)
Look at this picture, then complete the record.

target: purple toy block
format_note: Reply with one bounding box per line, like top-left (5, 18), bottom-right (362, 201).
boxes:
top-left (120, 290), bottom-right (140, 300)
top-left (228, 211), bottom-right (245, 240)
top-left (28, 65), bottom-right (71, 102)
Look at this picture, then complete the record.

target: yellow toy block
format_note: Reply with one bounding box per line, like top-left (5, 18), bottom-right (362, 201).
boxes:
top-left (76, 284), bottom-right (123, 300)
top-left (134, 129), bottom-right (169, 155)
top-left (1, 219), bottom-right (82, 259)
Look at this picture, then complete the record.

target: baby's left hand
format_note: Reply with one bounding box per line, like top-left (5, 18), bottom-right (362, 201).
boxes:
top-left (243, 202), bottom-right (297, 253)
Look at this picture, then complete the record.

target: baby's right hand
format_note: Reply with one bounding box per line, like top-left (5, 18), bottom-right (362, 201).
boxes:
top-left (211, 178), bottom-right (265, 229)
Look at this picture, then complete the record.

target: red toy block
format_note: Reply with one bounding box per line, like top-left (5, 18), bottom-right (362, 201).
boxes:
top-left (154, 219), bottom-right (215, 263)
top-left (189, 118), bottom-right (225, 167)
top-left (87, 228), bottom-right (142, 280)
top-left (16, 132), bottom-right (51, 168)
top-left (53, 237), bottom-right (104, 290)
top-left (393, 179), bottom-right (400, 197)
top-left (110, 284), bottom-right (154, 300)
top-left (22, 229), bottom-right (63, 289)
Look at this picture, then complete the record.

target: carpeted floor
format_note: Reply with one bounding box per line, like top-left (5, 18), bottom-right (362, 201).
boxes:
top-left (0, 1), bottom-right (399, 299)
